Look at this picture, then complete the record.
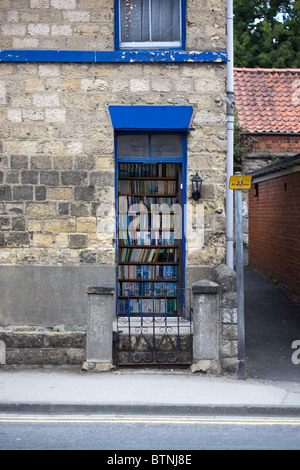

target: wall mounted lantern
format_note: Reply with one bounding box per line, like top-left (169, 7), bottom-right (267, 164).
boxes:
top-left (191, 173), bottom-right (203, 201)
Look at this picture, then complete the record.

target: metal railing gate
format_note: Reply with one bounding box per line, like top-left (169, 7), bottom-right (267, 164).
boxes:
top-left (113, 288), bottom-right (193, 366)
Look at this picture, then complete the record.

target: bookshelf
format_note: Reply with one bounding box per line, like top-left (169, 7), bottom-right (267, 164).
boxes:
top-left (117, 162), bottom-right (182, 315)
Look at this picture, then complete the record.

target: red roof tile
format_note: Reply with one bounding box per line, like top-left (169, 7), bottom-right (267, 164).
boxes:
top-left (234, 68), bottom-right (300, 134)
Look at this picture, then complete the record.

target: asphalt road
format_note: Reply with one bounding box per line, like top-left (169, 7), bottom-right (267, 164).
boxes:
top-left (1, 414), bottom-right (300, 450)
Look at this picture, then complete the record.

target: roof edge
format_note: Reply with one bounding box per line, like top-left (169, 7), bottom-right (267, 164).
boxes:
top-left (247, 153), bottom-right (300, 179)
top-left (234, 67), bottom-right (300, 73)
top-left (243, 132), bottom-right (300, 136)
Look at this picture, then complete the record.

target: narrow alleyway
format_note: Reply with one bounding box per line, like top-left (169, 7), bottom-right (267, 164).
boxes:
top-left (244, 264), bottom-right (300, 383)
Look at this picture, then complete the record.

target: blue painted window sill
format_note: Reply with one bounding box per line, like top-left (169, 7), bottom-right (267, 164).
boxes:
top-left (0, 49), bottom-right (227, 63)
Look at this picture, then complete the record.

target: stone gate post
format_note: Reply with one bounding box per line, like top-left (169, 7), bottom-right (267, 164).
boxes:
top-left (82, 285), bottom-right (115, 372)
top-left (192, 280), bottom-right (221, 370)
top-left (191, 264), bottom-right (238, 375)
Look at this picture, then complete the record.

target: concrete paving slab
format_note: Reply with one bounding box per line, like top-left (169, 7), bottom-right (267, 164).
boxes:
top-left (0, 368), bottom-right (300, 415)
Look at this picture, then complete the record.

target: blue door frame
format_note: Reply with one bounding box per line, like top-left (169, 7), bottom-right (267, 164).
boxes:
top-left (114, 132), bottom-right (187, 315)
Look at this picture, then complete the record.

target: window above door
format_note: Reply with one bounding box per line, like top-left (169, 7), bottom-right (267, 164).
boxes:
top-left (116, 0), bottom-right (185, 50)
top-left (117, 134), bottom-right (183, 160)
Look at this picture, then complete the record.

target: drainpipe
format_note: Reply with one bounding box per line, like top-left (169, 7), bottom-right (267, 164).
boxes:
top-left (226, 0), bottom-right (235, 269)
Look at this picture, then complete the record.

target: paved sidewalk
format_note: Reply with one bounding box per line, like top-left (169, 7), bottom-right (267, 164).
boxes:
top-left (0, 367), bottom-right (300, 416)
top-left (244, 266), bottom-right (300, 383)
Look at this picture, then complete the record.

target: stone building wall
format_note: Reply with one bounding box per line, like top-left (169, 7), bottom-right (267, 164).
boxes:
top-left (0, 0), bottom-right (226, 51)
top-left (0, 0), bottom-right (228, 328)
top-left (0, 63), bottom-right (227, 266)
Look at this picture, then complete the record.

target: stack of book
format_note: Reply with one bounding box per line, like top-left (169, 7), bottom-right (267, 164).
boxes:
top-left (118, 163), bottom-right (177, 178)
top-left (118, 264), bottom-right (178, 280)
top-left (118, 213), bottom-right (177, 230)
top-left (118, 231), bottom-right (176, 246)
top-left (118, 180), bottom-right (176, 195)
top-left (118, 281), bottom-right (178, 297)
top-left (119, 196), bottom-right (178, 212)
top-left (118, 298), bottom-right (178, 314)
top-left (118, 247), bottom-right (177, 263)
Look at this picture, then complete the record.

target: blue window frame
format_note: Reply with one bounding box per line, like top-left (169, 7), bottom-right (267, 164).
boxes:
top-left (116, 133), bottom-right (184, 161)
top-left (115, 0), bottom-right (186, 50)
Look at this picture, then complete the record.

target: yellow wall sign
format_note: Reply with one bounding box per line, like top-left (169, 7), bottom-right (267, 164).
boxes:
top-left (229, 175), bottom-right (252, 189)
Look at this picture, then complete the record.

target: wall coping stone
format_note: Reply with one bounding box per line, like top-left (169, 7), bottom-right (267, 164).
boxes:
top-left (192, 279), bottom-right (220, 294)
top-left (214, 264), bottom-right (236, 292)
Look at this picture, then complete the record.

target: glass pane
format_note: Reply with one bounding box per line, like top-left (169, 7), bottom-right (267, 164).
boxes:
top-left (120, 0), bottom-right (150, 43)
top-left (151, 0), bottom-right (180, 42)
top-left (151, 135), bottom-right (182, 158)
top-left (117, 135), bottom-right (149, 159)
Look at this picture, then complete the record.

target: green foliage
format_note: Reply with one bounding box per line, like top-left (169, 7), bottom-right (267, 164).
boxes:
top-left (234, 0), bottom-right (300, 68)
top-left (267, 272), bottom-right (279, 285)
top-left (233, 110), bottom-right (258, 171)
top-left (234, 111), bottom-right (246, 171)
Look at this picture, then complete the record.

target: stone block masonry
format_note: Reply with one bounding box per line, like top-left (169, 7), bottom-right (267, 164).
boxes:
top-left (0, 330), bottom-right (86, 365)
top-left (192, 264), bottom-right (238, 374)
top-left (0, 0), bottom-right (226, 52)
top-left (0, 61), bottom-right (227, 269)
top-left (0, 0), bottom-right (228, 334)
top-left (0, 64), bottom-right (117, 266)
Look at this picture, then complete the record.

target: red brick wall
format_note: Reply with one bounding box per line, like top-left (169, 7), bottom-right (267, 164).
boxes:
top-left (256, 134), bottom-right (300, 153)
top-left (248, 171), bottom-right (300, 303)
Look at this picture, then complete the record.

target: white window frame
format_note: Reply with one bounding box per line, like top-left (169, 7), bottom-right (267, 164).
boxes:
top-left (118, 0), bottom-right (182, 50)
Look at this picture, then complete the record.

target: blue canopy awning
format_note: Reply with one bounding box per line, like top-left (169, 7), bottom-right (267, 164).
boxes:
top-left (109, 106), bottom-right (193, 131)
